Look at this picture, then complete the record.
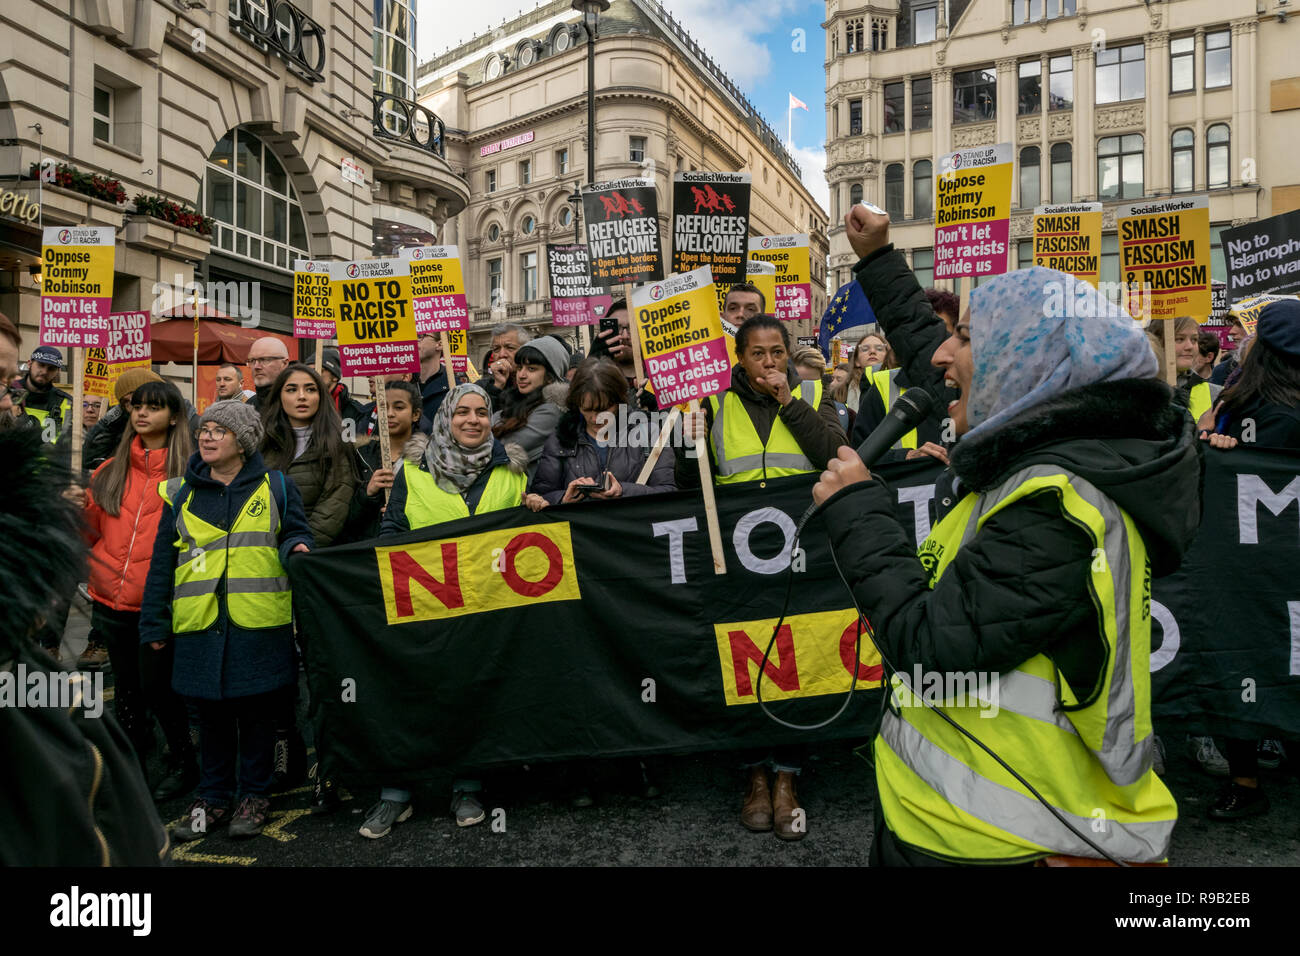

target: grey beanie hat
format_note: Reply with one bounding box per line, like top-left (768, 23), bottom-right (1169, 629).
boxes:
top-left (515, 335), bottom-right (571, 382)
top-left (200, 399), bottom-right (263, 457)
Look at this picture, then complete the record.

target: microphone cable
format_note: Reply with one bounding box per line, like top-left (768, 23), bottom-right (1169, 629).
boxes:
top-left (755, 484), bottom-right (1128, 866)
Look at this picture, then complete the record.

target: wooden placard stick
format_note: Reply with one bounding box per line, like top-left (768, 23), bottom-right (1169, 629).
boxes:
top-left (373, 376), bottom-right (392, 503)
top-left (1163, 320), bottom-right (1177, 387)
top-left (439, 330), bottom-right (455, 386)
top-left (624, 281), bottom-right (646, 389)
top-left (635, 404), bottom-right (681, 484)
top-left (957, 275), bottom-right (971, 321)
top-left (70, 346), bottom-right (84, 477)
top-left (578, 322), bottom-right (591, 354)
top-left (313, 339), bottom-right (323, 375)
top-left (690, 397), bottom-right (727, 575)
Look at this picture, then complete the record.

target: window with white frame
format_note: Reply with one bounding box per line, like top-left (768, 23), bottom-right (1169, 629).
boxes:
top-left (520, 159), bottom-right (531, 185)
top-left (1205, 30), bottom-right (1231, 89)
top-left (1207, 124), bottom-right (1230, 189)
top-left (1170, 36), bottom-right (1195, 93)
top-left (199, 127), bottom-right (310, 269)
top-left (557, 148), bottom-right (569, 174)
top-left (520, 251), bottom-right (538, 301)
top-left (93, 85), bottom-right (113, 143)
top-left (913, 4), bottom-right (937, 45)
top-left (488, 258), bottom-right (503, 304)
top-left (629, 136), bottom-right (646, 163)
top-left (486, 169), bottom-right (497, 193)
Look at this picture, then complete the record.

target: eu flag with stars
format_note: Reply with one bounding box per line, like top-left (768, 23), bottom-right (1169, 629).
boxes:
top-left (818, 278), bottom-right (877, 356)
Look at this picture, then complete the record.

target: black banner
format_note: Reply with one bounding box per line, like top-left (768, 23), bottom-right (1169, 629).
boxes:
top-left (581, 179), bottom-right (663, 289)
top-left (545, 243), bottom-right (612, 327)
top-left (1222, 210), bottom-right (1300, 301)
top-left (291, 451), bottom-right (1300, 785)
top-left (671, 171), bottom-right (751, 285)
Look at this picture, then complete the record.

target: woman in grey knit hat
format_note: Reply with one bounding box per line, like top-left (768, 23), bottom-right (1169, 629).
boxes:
top-left (139, 398), bottom-right (315, 842)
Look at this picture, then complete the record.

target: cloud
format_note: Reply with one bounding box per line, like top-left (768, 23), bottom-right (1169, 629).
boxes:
top-left (418, 0), bottom-right (803, 87)
top-left (787, 142), bottom-right (829, 214)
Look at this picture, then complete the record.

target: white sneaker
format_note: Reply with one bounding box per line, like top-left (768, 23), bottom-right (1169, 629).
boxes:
top-left (1188, 735), bottom-right (1230, 777)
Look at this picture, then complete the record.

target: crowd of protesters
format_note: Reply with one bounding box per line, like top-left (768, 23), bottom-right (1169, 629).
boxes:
top-left (3, 227), bottom-right (1299, 863)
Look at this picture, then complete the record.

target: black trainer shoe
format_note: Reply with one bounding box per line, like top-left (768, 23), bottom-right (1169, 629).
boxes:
top-left (309, 762), bottom-right (341, 813)
top-left (1208, 782), bottom-right (1269, 821)
top-left (173, 798), bottom-right (230, 842)
top-left (152, 750), bottom-right (199, 803)
top-left (229, 795), bottom-right (271, 838)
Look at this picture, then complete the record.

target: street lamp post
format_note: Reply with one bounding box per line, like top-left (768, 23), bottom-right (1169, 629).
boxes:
top-left (568, 182), bottom-right (583, 244)
top-left (572, 1), bottom-right (609, 192)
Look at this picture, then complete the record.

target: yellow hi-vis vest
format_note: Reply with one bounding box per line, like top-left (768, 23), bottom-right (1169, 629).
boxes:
top-left (159, 475), bottom-right (292, 633)
top-left (400, 464), bottom-right (526, 529)
top-left (1188, 381), bottom-right (1212, 422)
top-left (874, 464), bottom-right (1177, 864)
top-left (707, 379), bottom-right (821, 484)
top-left (25, 393), bottom-right (72, 444)
top-left (868, 367), bottom-right (918, 451)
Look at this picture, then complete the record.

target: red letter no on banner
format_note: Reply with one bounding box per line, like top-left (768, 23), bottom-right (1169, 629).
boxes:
top-left (390, 544), bottom-right (463, 616)
top-left (500, 532), bottom-right (565, 597)
top-left (839, 620), bottom-right (883, 682)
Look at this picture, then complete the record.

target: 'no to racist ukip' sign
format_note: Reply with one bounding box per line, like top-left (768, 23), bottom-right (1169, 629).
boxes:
top-left (1117, 194), bottom-right (1212, 322)
top-left (402, 245), bottom-right (470, 334)
top-left (581, 178), bottom-right (664, 289)
top-left (39, 226), bottom-right (117, 346)
top-left (671, 171), bottom-right (751, 286)
top-left (546, 243), bottom-right (613, 326)
top-left (748, 234), bottom-right (813, 322)
top-left (293, 259), bottom-right (335, 339)
top-left (329, 258), bottom-right (418, 377)
top-left (632, 265), bottom-right (731, 408)
top-left (1032, 202), bottom-right (1102, 286)
top-left (933, 144), bottom-right (1013, 281)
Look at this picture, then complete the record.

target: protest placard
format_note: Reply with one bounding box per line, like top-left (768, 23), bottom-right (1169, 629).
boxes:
top-left (933, 144), bottom-right (1013, 280)
top-left (445, 327), bottom-right (469, 376)
top-left (747, 234), bottom-right (813, 321)
top-left (546, 243), bottom-right (613, 326)
top-left (293, 259), bottom-right (335, 339)
top-left (39, 226), bottom-right (116, 346)
top-left (401, 245), bottom-right (470, 334)
top-left (329, 258), bottom-right (418, 376)
top-left (1117, 194), bottom-right (1212, 322)
top-left (83, 350), bottom-right (111, 397)
top-left (1032, 203), bottom-right (1102, 285)
top-left (581, 179), bottom-right (663, 288)
top-left (713, 259), bottom-right (777, 319)
top-left (632, 266), bottom-right (731, 407)
top-left (82, 313), bottom-right (151, 399)
top-left (1221, 210), bottom-right (1300, 301)
top-left (1230, 293), bottom-right (1299, 337)
top-left (671, 171), bottom-right (751, 285)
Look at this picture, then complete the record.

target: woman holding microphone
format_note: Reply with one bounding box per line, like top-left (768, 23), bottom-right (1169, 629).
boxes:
top-left (812, 205), bottom-right (1199, 866)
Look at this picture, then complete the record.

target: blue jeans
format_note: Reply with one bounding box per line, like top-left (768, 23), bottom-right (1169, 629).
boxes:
top-left (192, 690), bottom-right (279, 804)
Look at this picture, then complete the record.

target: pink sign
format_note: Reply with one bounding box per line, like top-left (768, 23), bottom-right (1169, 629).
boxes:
top-left (480, 130), bottom-right (534, 157)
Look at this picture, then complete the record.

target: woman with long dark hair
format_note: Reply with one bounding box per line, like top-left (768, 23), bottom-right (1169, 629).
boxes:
top-left (261, 362), bottom-right (358, 547)
top-left (491, 335), bottom-right (570, 468)
top-left (84, 380), bottom-right (196, 799)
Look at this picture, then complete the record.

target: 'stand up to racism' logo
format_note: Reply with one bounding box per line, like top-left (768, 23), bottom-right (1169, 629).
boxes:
top-left (411, 248), bottom-right (424, 259)
top-left (649, 284), bottom-right (665, 300)
top-left (305, 261), bottom-right (316, 272)
top-left (57, 228), bottom-right (72, 243)
top-left (761, 238), bottom-right (773, 249)
top-left (598, 191), bottom-right (645, 219)
top-left (950, 153), bottom-right (964, 170)
top-left (346, 264), bottom-right (361, 278)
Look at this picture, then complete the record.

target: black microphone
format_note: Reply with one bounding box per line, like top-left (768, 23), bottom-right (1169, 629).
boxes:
top-left (794, 387), bottom-right (938, 541)
top-left (854, 387), bottom-right (936, 467)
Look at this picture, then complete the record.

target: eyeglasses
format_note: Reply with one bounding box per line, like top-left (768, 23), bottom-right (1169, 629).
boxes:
top-left (248, 357), bottom-right (286, 366)
top-left (199, 425), bottom-right (230, 441)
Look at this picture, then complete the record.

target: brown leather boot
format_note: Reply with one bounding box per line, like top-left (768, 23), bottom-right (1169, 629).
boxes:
top-left (740, 766), bottom-right (773, 832)
top-left (772, 771), bottom-right (806, 841)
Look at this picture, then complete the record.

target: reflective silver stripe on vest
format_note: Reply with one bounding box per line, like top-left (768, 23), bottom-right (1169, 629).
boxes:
top-left (174, 579), bottom-right (220, 600)
top-left (710, 385), bottom-right (818, 477)
top-left (226, 576), bottom-right (291, 593)
top-left (880, 712), bottom-right (1173, 861)
top-left (953, 464), bottom-right (1149, 786)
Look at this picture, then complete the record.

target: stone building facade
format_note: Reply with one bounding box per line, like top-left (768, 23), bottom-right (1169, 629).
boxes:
top-left (0, 0), bottom-right (467, 391)
top-left (823, 0), bottom-right (1298, 296)
top-left (419, 0), bottom-right (830, 358)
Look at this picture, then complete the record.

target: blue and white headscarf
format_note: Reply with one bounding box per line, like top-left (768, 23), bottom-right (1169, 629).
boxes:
top-left (965, 267), bottom-right (1157, 438)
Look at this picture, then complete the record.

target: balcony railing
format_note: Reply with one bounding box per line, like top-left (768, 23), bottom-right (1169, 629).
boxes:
top-left (227, 0), bottom-right (325, 83)
top-left (372, 91), bottom-right (446, 157)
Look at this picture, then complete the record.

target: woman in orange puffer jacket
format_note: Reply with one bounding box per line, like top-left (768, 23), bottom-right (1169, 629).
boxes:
top-left (83, 380), bottom-right (195, 799)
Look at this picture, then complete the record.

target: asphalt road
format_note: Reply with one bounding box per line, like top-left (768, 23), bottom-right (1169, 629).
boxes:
top-left (61, 596), bottom-right (1300, 867)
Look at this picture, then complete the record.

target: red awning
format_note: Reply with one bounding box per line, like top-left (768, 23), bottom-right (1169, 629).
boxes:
top-left (150, 316), bottom-right (300, 364)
